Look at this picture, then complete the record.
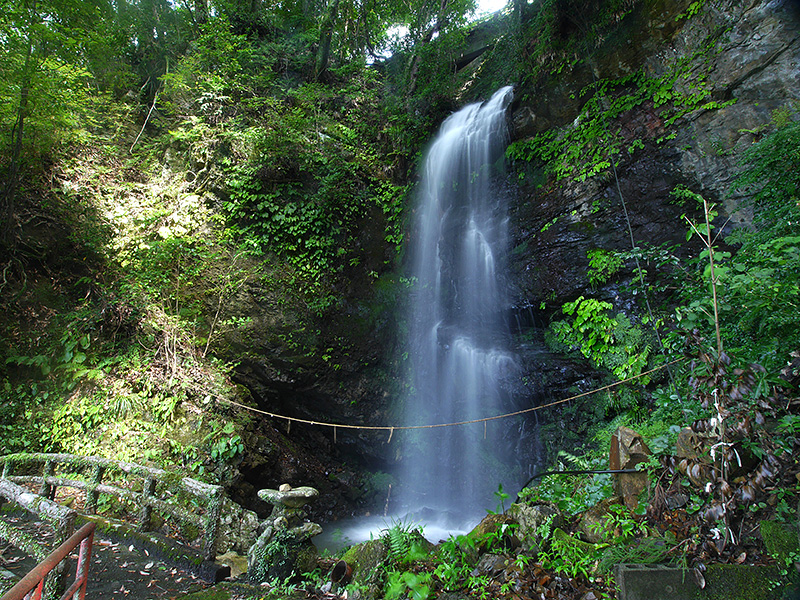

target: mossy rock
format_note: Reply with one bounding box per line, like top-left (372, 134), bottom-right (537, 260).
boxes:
top-left (702, 564), bottom-right (784, 600)
top-left (761, 520), bottom-right (800, 565)
top-left (340, 538), bottom-right (387, 595)
top-left (467, 513), bottom-right (519, 553)
top-left (577, 497), bottom-right (622, 544)
top-left (507, 501), bottom-right (563, 554)
top-left (216, 551), bottom-right (249, 579)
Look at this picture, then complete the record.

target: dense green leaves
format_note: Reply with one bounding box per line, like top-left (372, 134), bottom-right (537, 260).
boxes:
top-left (0, 0), bottom-right (108, 163)
top-left (547, 295), bottom-right (651, 382)
top-left (666, 119), bottom-right (800, 369)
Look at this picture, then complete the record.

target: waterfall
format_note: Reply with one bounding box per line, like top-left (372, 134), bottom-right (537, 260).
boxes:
top-left (400, 86), bottom-right (518, 522)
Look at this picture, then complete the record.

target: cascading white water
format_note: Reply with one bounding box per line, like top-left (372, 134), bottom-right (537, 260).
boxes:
top-left (399, 86), bottom-right (518, 523)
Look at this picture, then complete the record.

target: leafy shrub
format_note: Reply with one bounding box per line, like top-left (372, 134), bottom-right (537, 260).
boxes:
top-left (547, 295), bottom-right (651, 381)
top-left (587, 249), bottom-right (624, 287)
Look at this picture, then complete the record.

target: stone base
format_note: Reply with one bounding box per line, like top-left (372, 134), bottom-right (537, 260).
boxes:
top-left (615, 563), bottom-right (792, 600)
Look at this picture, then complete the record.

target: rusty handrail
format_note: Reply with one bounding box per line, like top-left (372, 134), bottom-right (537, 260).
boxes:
top-left (1, 522), bottom-right (95, 600)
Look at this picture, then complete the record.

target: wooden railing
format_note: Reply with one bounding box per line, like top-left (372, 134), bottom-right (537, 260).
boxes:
top-left (0, 453), bottom-right (224, 562)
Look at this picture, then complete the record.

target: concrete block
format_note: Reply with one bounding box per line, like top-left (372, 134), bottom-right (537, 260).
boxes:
top-left (615, 563), bottom-right (786, 600)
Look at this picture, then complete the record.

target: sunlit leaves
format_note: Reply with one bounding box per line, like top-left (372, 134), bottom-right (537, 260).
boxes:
top-left (547, 295), bottom-right (651, 382)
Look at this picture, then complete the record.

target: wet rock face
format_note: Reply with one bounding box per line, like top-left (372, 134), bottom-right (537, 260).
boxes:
top-left (508, 141), bottom-right (689, 306)
top-left (507, 0), bottom-right (800, 310)
top-left (498, 0), bottom-right (800, 468)
top-left (672, 0), bottom-right (800, 204)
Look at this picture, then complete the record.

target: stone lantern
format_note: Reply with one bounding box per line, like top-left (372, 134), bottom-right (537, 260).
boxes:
top-left (247, 484), bottom-right (322, 582)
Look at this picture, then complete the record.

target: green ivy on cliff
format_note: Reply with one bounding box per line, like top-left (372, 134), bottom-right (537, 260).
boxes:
top-left (679, 116), bottom-right (800, 369)
top-left (507, 0), bottom-right (735, 184)
top-left (216, 78), bottom-right (406, 295)
top-left (508, 50), bottom-right (735, 184)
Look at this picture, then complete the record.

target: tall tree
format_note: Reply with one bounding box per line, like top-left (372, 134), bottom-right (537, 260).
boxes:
top-left (315, 0), bottom-right (342, 79)
top-left (402, 0), bottom-right (476, 94)
top-left (0, 0), bottom-right (107, 245)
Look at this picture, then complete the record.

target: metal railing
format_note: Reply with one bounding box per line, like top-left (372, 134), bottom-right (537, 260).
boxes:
top-left (0, 454), bottom-right (224, 562)
top-left (0, 522), bottom-right (95, 600)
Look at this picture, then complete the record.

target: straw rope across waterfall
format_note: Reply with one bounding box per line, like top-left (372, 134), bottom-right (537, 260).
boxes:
top-left (218, 359), bottom-right (683, 440)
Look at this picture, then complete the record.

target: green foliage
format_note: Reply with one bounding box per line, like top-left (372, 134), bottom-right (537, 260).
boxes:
top-left (508, 32), bottom-right (735, 183)
top-left (433, 535), bottom-right (476, 591)
top-left (384, 570), bottom-right (431, 600)
top-left (0, 379), bottom-right (46, 453)
top-left (538, 528), bottom-right (605, 580)
top-left (383, 520), bottom-right (428, 565)
top-left (517, 0), bottom-right (638, 89)
top-left (671, 115), bottom-right (800, 368)
top-left (161, 15), bottom-right (253, 115)
top-left (720, 116), bottom-right (800, 366)
top-left (587, 249), bottom-right (623, 287)
top-left (547, 295), bottom-right (651, 381)
top-left (592, 504), bottom-right (648, 545)
top-left (519, 453), bottom-right (614, 515)
top-left (676, 0), bottom-right (708, 22)
top-left (380, 520), bottom-right (435, 600)
top-left (203, 421), bottom-right (244, 461)
top-left (0, 55), bottom-right (96, 164)
top-left (597, 535), bottom-right (675, 573)
top-left (207, 74), bottom-right (406, 306)
top-left (493, 482), bottom-right (510, 514)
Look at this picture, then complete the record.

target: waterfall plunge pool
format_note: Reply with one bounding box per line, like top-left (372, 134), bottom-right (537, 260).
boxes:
top-left (314, 510), bottom-right (481, 554)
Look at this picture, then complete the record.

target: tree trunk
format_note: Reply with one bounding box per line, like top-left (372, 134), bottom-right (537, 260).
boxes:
top-left (405, 0), bottom-right (449, 96)
top-left (2, 0), bottom-right (37, 248)
top-left (315, 0), bottom-right (342, 81)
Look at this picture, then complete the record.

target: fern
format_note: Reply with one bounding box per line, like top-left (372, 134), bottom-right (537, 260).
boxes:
top-left (558, 449), bottom-right (594, 470)
top-left (382, 519), bottom-right (431, 566)
top-left (383, 520), bottom-right (420, 564)
top-left (597, 537), bottom-right (673, 573)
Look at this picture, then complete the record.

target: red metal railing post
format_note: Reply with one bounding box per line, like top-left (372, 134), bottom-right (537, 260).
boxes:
top-left (0, 522), bottom-right (96, 600)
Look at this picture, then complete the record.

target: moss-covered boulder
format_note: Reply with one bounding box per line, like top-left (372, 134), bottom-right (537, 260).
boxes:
top-left (761, 520), bottom-right (800, 567)
top-left (340, 538), bottom-right (388, 597)
top-left (467, 513), bottom-right (518, 553)
top-left (507, 501), bottom-right (563, 554)
top-left (577, 497), bottom-right (623, 544)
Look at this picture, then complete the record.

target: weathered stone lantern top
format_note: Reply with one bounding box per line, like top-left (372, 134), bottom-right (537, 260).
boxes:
top-left (257, 484), bottom-right (319, 508)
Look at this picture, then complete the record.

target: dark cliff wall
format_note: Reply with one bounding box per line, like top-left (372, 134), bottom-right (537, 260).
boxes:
top-left (506, 0), bottom-right (800, 309)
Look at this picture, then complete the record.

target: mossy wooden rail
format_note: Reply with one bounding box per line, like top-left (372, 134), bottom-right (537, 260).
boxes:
top-left (0, 478), bottom-right (78, 599)
top-left (0, 453), bottom-right (224, 564)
